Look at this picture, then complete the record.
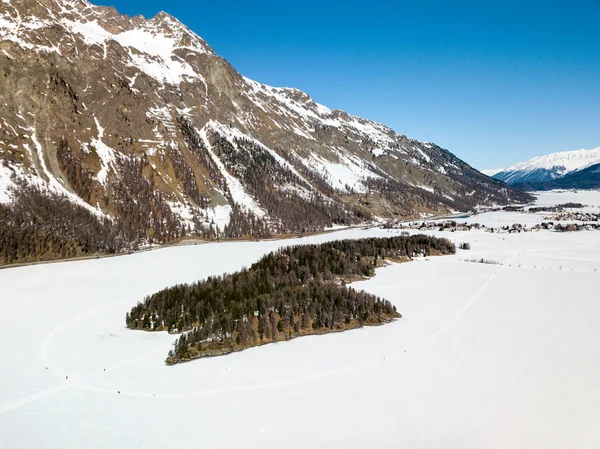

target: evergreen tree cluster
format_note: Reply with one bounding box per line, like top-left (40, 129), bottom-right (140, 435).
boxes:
top-left (111, 155), bottom-right (184, 244)
top-left (207, 130), bottom-right (367, 236)
top-left (56, 139), bottom-right (185, 246)
top-left (528, 203), bottom-right (584, 213)
top-left (363, 176), bottom-right (457, 214)
top-left (222, 204), bottom-right (271, 239)
top-left (178, 117), bottom-right (227, 190)
top-left (168, 146), bottom-right (209, 208)
top-left (283, 149), bottom-right (338, 197)
top-left (0, 184), bottom-right (126, 264)
top-left (125, 235), bottom-right (455, 363)
top-left (179, 117), bottom-right (370, 239)
top-left (56, 137), bottom-right (95, 203)
top-left (0, 152), bottom-right (188, 264)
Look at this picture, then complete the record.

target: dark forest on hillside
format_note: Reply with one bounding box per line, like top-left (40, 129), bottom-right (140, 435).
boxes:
top-left (0, 184), bottom-right (126, 264)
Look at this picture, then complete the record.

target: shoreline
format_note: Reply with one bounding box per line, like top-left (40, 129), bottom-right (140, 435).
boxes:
top-left (2, 203), bottom-right (524, 271)
top-left (0, 224), bottom-right (365, 271)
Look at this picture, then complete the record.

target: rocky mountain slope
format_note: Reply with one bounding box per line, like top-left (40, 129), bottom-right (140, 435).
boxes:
top-left (0, 0), bottom-right (530, 263)
top-left (487, 147), bottom-right (600, 186)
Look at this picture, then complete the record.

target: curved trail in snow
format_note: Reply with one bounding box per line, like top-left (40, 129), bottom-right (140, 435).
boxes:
top-left (392, 237), bottom-right (600, 357)
top-left (396, 250), bottom-right (523, 355)
top-left (0, 248), bottom-right (547, 411)
top-left (0, 295), bottom-right (142, 414)
top-left (3, 236), bottom-right (596, 412)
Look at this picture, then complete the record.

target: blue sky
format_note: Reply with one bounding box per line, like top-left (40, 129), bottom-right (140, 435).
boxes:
top-left (103, 0), bottom-right (600, 169)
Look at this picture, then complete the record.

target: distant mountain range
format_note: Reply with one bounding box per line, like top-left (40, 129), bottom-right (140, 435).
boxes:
top-left (512, 162), bottom-right (600, 191)
top-left (485, 147), bottom-right (600, 190)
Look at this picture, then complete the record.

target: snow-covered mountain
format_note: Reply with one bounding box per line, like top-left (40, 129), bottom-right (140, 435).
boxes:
top-left (480, 168), bottom-right (504, 177)
top-left (513, 162), bottom-right (600, 191)
top-left (0, 0), bottom-right (530, 262)
top-left (488, 147), bottom-right (600, 186)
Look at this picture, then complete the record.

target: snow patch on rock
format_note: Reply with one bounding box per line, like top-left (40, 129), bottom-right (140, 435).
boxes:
top-left (91, 117), bottom-right (117, 186)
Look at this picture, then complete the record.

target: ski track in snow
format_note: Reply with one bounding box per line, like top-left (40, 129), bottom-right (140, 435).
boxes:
top-left (2, 191), bottom-right (600, 449)
top-left (0, 231), bottom-right (592, 409)
top-left (402, 251), bottom-right (523, 354)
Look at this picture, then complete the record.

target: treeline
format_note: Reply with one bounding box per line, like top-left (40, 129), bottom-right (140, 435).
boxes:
top-left (2, 121), bottom-right (376, 264)
top-left (528, 203), bottom-right (584, 213)
top-left (168, 146), bottom-right (209, 209)
top-left (57, 139), bottom-right (186, 245)
top-left (0, 155), bottom-right (189, 264)
top-left (0, 156), bottom-right (190, 265)
top-left (179, 117), bottom-right (370, 239)
top-left (0, 183), bottom-right (127, 264)
top-left (110, 155), bottom-right (184, 244)
top-left (215, 133), bottom-right (369, 236)
top-left (126, 235), bottom-right (455, 363)
top-left (57, 137), bottom-right (95, 202)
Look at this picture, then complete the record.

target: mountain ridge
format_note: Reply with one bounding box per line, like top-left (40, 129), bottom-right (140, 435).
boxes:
top-left (513, 162), bottom-right (600, 191)
top-left (486, 147), bottom-right (600, 186)
top-left (0, 0), bottom-right (531, 264)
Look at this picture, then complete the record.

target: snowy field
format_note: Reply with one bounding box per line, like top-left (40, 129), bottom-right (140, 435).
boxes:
top-left (1, 191), bottom-right (600, 449)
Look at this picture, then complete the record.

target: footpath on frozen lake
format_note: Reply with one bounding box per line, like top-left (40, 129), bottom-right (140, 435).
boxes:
top-left (1, 190), bottom-right (600, 449)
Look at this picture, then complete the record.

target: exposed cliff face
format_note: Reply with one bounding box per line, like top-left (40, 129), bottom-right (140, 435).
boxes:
top-left (0, 0), bottom-right (531, 247)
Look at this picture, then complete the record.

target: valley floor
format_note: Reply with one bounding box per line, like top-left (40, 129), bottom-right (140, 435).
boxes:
top-left (1, 191), bottom-right (599, 448)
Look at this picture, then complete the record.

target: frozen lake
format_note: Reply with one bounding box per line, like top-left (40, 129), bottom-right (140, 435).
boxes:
top-left (1, 191), bottom-right (600, 448)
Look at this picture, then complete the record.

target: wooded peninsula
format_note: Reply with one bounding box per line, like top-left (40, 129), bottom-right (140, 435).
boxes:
top-left (126, 234), bottom-right (455, 364)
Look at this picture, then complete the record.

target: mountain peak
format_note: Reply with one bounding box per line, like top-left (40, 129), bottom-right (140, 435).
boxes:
top-left (151, 10), bottom-right (180, 25)
top-left (0, 0), bottom-right (530, 251)
top-left (487, 146), bottom-right (600, 185)
top-left (0, 0), bottom-right (215, 61)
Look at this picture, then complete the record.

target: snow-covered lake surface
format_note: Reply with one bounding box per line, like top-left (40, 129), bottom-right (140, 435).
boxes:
top-left (1, 190), bottom-right (600, 448)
